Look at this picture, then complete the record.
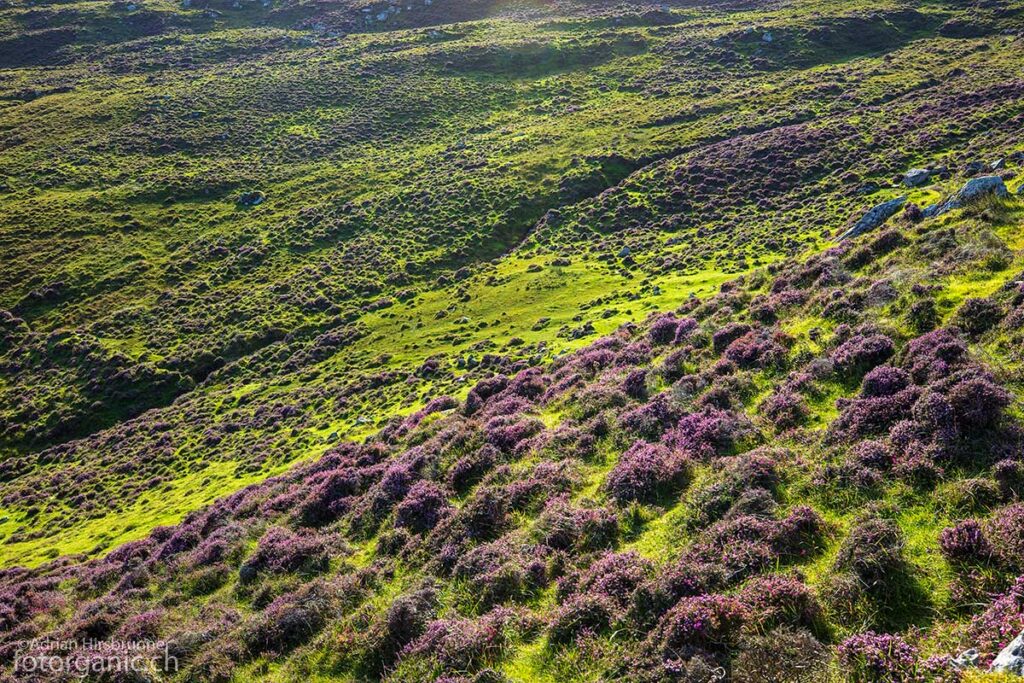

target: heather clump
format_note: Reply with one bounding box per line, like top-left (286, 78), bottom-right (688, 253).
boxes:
top-left (738, 574), bottom-right (824, 634)
top-left (535, 497), bottom-right (618, 553)
top-left (759, 389), bottom-right (809, 432)
top-left (837, 631), bottom-right (918, 683)
top-left (832, 333), bottom-right (896, 378)
top-left (663, 408), bottom-right (756, 460)
top-left (722, 329), bottom-right (787, 370)
top-left (606, 441), bottom-right (690, 504)
top-left (649, 594), bottom-right (748, 658)
top-left (242, 527), bottom-right (331, 578)
top-left (399, 607), bottom-right (535, 674)
top-left (453, 539), bottom-right (548, 608)
top-left (618, 392), bottom-right (681, 441)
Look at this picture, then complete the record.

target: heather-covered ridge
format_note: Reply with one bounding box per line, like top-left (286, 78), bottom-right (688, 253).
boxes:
top-left (4, 180), bottom-right (1024, 680)
top-left (7, 0), bottom-right (1024, 679)
top-left (5, 0), bottom-right (1024, 568)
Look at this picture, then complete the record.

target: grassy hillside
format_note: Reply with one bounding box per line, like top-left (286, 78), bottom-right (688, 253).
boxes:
top-left (4, 0), bottom-right (1024, 679)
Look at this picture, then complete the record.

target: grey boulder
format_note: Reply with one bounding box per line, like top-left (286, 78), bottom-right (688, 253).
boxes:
top-left (836, 195), bottom-right (907, 241)
top-left (992, 630), bottom-right (1024, 675)
top-left (923, 175), bottom-right (1007, 218)
top-left (903, 168), bottom-right (932, 187)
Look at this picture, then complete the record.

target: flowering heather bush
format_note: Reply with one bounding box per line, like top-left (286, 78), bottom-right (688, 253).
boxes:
top-left (618, 392), bottom-right (681, 441)
top-left (548, 594), bottom-right (617, 646)
top-left (774, 505), bottom-right (826, 558)
top-left (832, 333), bottom-right (896, 378)
top-left (938, 519), bottom-right (992, 564)
top-left (663, 408), bottom-right (755, 460)
top-left (628, 560), bottom-right (727, 628)
top-left (443, 486), bottom-right (510, 544)
top-left (851, 440), bottom-right (892, 470)
top-left (649, 314), bottom-right (682, 345)
top-left (723, 330), bottom-right (787, 369)
top-left (503, 461), bottom-right (577, 513)
top-left (739, 575), bottom-right (823, 634)
top-left (485, 416), bottom-right (544, 453)
top-left (560, 348), bottom-right (617, 379)
top-left (673, 317), bottom-right (699, 344)
top-left (953, 297), bottom-right (1004, 336)
top-left (395, 481), bottom-right (453, 534)
top-left (910, 390), bottom-right (955, 430)
top-left (690, 515), bottom-right (776, 577)
top-left (400, 607), bottom-right (530, 673)
top-left (652, 594), bottom-right (747, 656)
top-left (559, 551), bottom-right (653, 609)
top-left (902, 328), bottom-right (970, 383)
top-left (861, 365), bottom-right (912, 398)
top-left (970, 576), bottom-right (1024, 661)
top-left (243, 527), bottom-right (330, 577)
top-left (189, 524), bottom-right (245, 567)
top-left (482, 395), bottom-right (533, 419)
top-left (758, 389), bottom-right (809, 432)
top-left (833, 518), bottom-right (905, 586)
top-left (985, 504), bottom-right (1024, 571)
top-left (709, 321), bottom-right (753, 354)
top-left (452, 539), bottom-right (547, 607)
top-left (297, 467), bottom-right (363, 527)
top-left (508, 367), bottom-right (547, 400)
top-left (448, 445), bottom-right (499, 494)
top-left (994, 458), bottom-right (1024, 496)
top-left (622, 369), bottom-right (648, 400)
top-left (893, 451), bottom-right (944, 488)
top-left (945, 374), bottom-right (1012, 431)
top-left (241, 582), bottom-right (332, 656)
top-left (606, 441), bottom-right (689, 504)
top-left (571, 382), bottom-right (630, 421)
top-left (724, 449), bottom-right (782, 490)
top-left (828, 387), bottom-right (920, 442)
top-left (837, 631), bottom-right (918, 683)
top-left (535, 497), bottom-right (618, 552)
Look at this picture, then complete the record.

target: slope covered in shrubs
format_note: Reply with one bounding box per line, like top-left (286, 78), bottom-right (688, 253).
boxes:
top-left (5, 0), bottom-right (1024, 568)
top-left (4, 175), bottom-right (1024, 680)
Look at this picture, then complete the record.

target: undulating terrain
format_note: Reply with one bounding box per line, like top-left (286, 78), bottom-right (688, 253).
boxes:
top-left (4, 0), bottom-right (1024, 679)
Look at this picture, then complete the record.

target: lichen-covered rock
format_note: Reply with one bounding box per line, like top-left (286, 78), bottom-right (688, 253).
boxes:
top-left (837, 196), bottom-right (907, 241)
top-left (903, 168), bottom-right (932, 187)
top-left (923, 175), bottom-right (1008, 218)
top-left (991, 629), bottom-right (1024, 675)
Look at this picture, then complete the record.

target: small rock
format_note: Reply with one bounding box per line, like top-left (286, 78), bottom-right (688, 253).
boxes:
top-left (992, 630), bottom-right (1024, 675)
top-left (950, 648), bottom-right (979, 670)
top-left (836, 195), bottom-right (907, 241)
top-left (762, 31), bottom-right (773, 42)
top-left (618, 246), bottom-right (632, 258)
top-left (237, 190), bottom-right (265, 207)
top-left (903, 168), bottom-right (932, 187)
